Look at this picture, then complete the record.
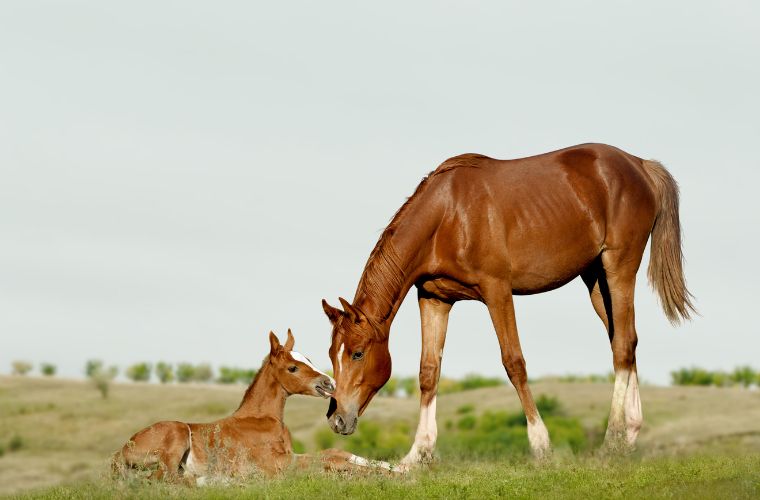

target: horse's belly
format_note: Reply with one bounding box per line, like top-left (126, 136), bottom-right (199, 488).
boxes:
top-left (508, 229), bottom-right (601, 295)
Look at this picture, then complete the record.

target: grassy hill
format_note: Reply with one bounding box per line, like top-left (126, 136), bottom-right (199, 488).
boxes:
top-left (1, 376), bottom-right (759, 498)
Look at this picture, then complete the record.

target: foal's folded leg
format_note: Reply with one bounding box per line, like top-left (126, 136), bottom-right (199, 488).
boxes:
top-left (116, 421), bottom-right (190, 481)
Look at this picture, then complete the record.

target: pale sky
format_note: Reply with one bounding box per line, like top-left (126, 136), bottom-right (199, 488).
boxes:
top-left (1, 2), bottom-right (758, 384)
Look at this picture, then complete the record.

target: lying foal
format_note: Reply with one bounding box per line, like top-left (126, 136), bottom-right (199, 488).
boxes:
top-left (113, 330), bottom-right (392, 481)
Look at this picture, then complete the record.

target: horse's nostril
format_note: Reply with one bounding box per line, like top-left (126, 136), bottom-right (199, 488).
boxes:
top-left (323, 379), bottom-right (335, 391)
top-left (335, 414), bottom-right (344, 429)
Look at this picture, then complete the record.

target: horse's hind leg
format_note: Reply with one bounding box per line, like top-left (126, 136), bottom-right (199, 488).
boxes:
top-left (581, 261), bottom-right (643, 448)
top-left (118, 421), bottom-right (189, 481)
top-left (586, 248), bottom-right (644, 451)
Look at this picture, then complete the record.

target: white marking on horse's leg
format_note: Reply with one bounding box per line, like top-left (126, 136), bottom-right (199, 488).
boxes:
top-left (527, 416), bottom-right (551, 456)
top-left (624, 371), bottom-right (642, 446)
top-left (401, 396), bottom-right (437, 467)
top-left (195, 476), bottom-right (207, 487)
top-left (605, 369), bottom-right (631, 445)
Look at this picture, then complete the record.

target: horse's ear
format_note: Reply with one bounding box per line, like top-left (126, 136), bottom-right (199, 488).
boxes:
top-left (269, 331), bottom-right (281, 354)
top-left (322, 299), bottom-right (343, 324)
top-left (339, 297), bottom-right (367, 324)
top-left (284, 328), bottom-right (295, 351)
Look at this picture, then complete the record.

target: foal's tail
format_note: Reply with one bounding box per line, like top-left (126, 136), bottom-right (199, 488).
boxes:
top-left (642, 159), bottom-right (696, 324)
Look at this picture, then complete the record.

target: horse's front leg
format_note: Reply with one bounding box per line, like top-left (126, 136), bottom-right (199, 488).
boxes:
top-left (399, 292), bottom-right (452, 471)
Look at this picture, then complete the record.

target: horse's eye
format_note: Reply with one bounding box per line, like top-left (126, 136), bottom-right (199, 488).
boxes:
top-left (288, 366), bottom-right (297, 373)
top-left (351, 351), bottom-right (364, 361)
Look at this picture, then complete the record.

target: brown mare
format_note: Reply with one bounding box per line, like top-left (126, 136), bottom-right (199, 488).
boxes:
top-left (321, 143), bottom-right (695, 467)
top-left (113, 330), bottom-right (392, 481)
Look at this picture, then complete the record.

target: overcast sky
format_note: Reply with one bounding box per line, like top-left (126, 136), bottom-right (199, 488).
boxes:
top-left (1, 1), bottom-right (758, 385)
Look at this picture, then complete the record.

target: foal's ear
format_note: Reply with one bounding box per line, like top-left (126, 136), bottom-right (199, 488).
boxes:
top-left (322, 299), bottom-right (343, 324)
top-left (339, 297), bottom-right (367, 324)
top-left (284, 328), bottom-right (295, 351)
top-left (269, 331), bottom-right (281, 354)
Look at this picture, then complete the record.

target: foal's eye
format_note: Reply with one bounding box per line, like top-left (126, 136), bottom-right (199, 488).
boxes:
top-left (351, 352), bottom-right (364, 361)
top-left (288, 366), bottom-right (297, 373)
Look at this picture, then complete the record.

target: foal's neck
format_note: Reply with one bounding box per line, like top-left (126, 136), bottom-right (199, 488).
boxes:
top-left (232, 360), bottom-right (287, 421)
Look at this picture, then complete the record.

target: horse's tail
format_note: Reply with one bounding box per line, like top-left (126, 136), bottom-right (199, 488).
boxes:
top-left (642, 159), bottom-right (696, 324)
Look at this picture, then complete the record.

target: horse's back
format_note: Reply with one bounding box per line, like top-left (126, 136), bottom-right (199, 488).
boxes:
top-left (428, 144), bottom-right (658, 293)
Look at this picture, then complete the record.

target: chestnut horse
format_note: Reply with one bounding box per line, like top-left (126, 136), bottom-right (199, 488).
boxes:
top-left (113, 330), bottom-right (393, 481)
top-left (322, 143), bottom-right (695, 467)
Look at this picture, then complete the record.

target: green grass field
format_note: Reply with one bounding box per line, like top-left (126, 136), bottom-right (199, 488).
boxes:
top-left (1, 376), bottom-right (759, 498)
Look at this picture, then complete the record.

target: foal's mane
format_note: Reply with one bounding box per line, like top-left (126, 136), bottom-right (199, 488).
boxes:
top-left (355, 153), bottom-right (489, 321)
top-left (235, 355), bottom-right (270, 411)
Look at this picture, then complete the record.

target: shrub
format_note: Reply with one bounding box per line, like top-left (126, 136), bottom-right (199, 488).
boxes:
top-left (155, 362), bottom-right (174, 384)
top-left (378, 376), bottom-right (399, 397)
top-left (216, 367), bottom-right (256, 385)
top-left (731, 366), bottom-right (756, 388)
top-left (126, 362), bottom-right (152, 382)
top-left (11, 361), bottom-right (32, 376)
top-left (85, 360), bottom-right (118, 398)
top-left (40, 363), bottom-right (57, 376)
top-left (315, 428), bottom-right (336, 450)
top-left (457, 404), bottom-right (474, 415)
top-left (192, 364), bottom-right (213, 383)
top-left (9, 434), bottom-right (24, 452)
top-left (399, 377), bottom-right (418, 397)
top-left (459, 373), bottom-right (505, 391)
top-left (292, 439), bottom-right (305, 454)
top-left (344, 421), bottom-right (411, 460)
top-left (176, 363), bottom-right (196, 383)
top-left (535, 394), bottom-right (563, 416)
top-left (670, 367), bottom-right (714, 386)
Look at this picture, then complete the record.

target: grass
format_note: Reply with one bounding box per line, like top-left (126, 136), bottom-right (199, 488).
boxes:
top-left (1, 376), bottom-right (759, 498)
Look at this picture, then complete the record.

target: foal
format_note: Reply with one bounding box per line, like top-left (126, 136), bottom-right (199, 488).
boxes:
top-left (114, 330), bottom-right (338, 479)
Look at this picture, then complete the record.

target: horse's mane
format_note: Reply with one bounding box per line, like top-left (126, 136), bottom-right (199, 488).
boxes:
top-left (355, 154), bottom-right (489, 321)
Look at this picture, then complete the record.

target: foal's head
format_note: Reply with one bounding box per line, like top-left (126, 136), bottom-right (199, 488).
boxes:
top-left (321, 298), bottom-right (392, 435)
top-left (268, 329), bottom-right (335, 398)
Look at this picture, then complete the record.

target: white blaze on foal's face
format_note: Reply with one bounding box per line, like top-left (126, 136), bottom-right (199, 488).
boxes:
top-left (291, 351), bottom-right (332, 380)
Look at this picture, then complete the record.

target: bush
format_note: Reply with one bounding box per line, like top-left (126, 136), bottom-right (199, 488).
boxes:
top-left (345, 421), bottom-right (411, 460)
top-left (399, 377), bottom-right (418, 397)
top-left (126, 362), bottom-right (152, 382)
top-left (731, 366), bottom-right (756, 388)
top-left (438, 402), bottom-right (588, 459)
top-left (155, 362), bottom-right (174, 384)
top-left (176, 363), bottom-right (196, 383)
top-left (671, 367), bottom-right (714, 386)
top-left (193, 364), bottom-right (213, 383)
top-left (217, 367), bottom-right (257, 385)
top-left (8, 434), bottom-right (24, 452)
top-left (459, 373), bottom-right (505, 391)
top-left (40, 363), bottom-right (57, 376)
top-left (11, 361), bottom-right (33, 376)
top-left (85, 360), bottom-right (118, 398)
top-left (315, 428), bottom-right (336, 450)
top-left (378, 376), bottom-right (399, 397)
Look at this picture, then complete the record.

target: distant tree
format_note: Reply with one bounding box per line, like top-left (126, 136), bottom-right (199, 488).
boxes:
top-left (192, 363), bottom-right (213, 383)
top-left (378, 376), bottom-right (399, 397)
top-left (238, 369), bottom-right (257, 384)
top-left (176, 363), bottom-right (195, 383)
top-left (40, 363), bottom-right (57, 376)
top-left (11, 361), bottom-right (33, 376)
top-left (731, 366), bottom-right (756, 388)
top-left (155, 362), bottom-right (174, 384)
top-left (399, 376), bottom-right (418, 397)
top-left (85, 360), bottom-right (118, 398)
top-left (217, 366), bottom-right (241, 384)
top-left (126, 362), bottom-right (152, 382)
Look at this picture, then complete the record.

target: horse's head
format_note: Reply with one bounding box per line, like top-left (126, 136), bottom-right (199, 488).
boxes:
top-left (322, 297), bottom-right (391, 435)
top-left (268, 329), bottom-right (335, 399)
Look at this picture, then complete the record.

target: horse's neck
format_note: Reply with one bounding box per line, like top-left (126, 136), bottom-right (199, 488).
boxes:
top-left (232, 363), bottom-right (287, 421)
top-left (354, 208), bottom-right (437, 328)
